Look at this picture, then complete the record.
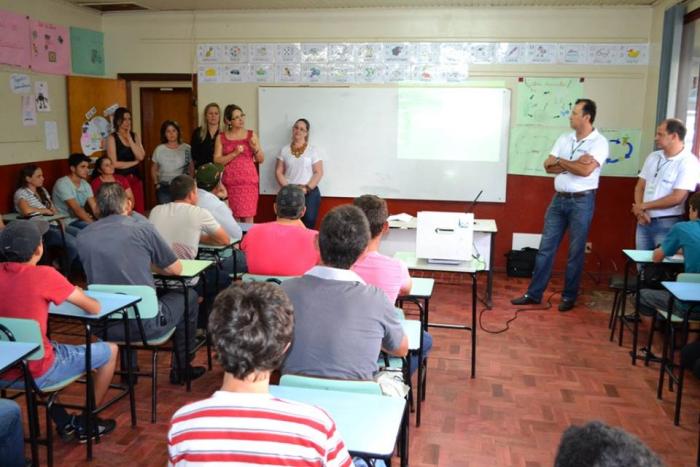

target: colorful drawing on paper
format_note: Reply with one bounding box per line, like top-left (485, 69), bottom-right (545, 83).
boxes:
top-left (508, 125), bottom-right (567, 176)
top-left (600, 128), bottom-right (642, 177)
top-left (80, 116), bottom-right (111, 156)
top-left (0, 10), bottom-right (30, 68)
top-left (34, 80), bottom-right (50, 112)
top-left (70, 27), bottom-right (104, 76)
top-left (30, 20), bottom-right (70, 75)
top-left (516, 77), bottom-right (583, 126)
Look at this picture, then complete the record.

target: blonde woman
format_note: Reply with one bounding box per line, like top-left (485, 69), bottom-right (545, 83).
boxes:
top-left (190, 103), bottom-right (221, 168)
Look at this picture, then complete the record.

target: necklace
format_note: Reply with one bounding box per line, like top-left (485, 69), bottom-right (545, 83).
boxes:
top-left (654, 156), bottom-right (673, 178)
top-left (290, 143), bottom-right (307, 158)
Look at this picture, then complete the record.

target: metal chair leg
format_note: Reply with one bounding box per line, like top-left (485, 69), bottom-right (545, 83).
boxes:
top-left (152, 350), bottom-right (158, 423)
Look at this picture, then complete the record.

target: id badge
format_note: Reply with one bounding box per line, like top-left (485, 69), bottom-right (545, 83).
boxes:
top-left (644, 180), bottom-right (657, 198)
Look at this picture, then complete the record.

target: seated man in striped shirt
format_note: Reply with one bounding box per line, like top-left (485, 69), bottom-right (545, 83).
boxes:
top-left (168, 282), bottom-right (352, 467)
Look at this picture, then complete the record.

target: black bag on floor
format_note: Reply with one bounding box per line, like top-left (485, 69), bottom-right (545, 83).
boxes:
top-left (506, 247), bottom-right (538, 278)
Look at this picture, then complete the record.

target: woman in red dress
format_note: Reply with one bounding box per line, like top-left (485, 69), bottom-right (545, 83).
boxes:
top-left (213, 104), bottom-right (264, 222)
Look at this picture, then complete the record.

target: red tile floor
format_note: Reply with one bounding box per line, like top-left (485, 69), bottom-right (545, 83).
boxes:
top-left (23, 272), bottom-right (700, 465)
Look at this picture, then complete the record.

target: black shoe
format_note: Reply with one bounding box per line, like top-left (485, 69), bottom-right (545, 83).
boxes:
top-left (558, 299), bottom-right (575, 312)
top-left (169, 366), bottom-right (206, 385)
top-left (64, 415), bottom-right (116, 444)
top-left (511, 294), bottom-right (541, 306)
top-left (57, 422), bottom-right (76, 442)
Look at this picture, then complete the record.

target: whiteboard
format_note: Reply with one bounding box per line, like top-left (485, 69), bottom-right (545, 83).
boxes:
top-left (258, 87), bottom-right (510, 202)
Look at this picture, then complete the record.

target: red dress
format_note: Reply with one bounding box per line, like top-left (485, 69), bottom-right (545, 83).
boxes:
top-left (220, 130), bottom-right (259, 218)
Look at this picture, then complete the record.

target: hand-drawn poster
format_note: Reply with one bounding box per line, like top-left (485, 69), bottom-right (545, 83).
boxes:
top-left (9, 73), bottom-right (31, 93)
top-left (70, 27), bottom-right (104, 75)
top-left (81, 116), bottom-right (111, 155)
top-left (600, 128), bottom-right (642, 177)
top-left (22, 94), bottom-right (37, 126)
top-left (508, 125), bottom-right (566, 176)
top-left (44, 120), bottom-right (59, 150)
top-left (0, 10), bottom-right (30, 68)
top-left (30, 20), bottom-right (70, 75)
top-left (34, 80), bottom-right (50, 111)
top-left (516, 77), bottom-right (583, 125)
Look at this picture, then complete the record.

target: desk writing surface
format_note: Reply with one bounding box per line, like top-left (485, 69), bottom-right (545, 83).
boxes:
top-left (49, 291), bottom-right (141, 319)
top-left (401, 319), bottom-right (422, 350)
top-left (623, 249), bottom-right (685, 264)
top-left (2, 212), bottom-right (67, 223)
top-left (662, 282), bottom-right (700, 302)
top-left (0, 341), bottom-right (39, 373)
top-left (176, 259), bottom-right (214, 278)
top-left (198, 241), bottom-right (238, 251)
top-left (395, 251), bottom-right (483, 273)
top-left (405, 278), bottom-right (435, 298)
top-left (269, 385), bottom-right (404, 458)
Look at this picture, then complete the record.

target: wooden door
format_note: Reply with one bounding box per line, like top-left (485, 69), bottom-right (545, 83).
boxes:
top-left (66, 76), bottom-right (127, 156)
top-left (140, 87), bottom-right (194, 209)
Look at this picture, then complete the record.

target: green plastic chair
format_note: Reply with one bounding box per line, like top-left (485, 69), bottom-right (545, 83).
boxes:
top-left (88, 284), bottom-right (176, 423)
top-left (241, 273), bottom-right (298, 284)
top-left (279, 374), bottom-right (382, 395)
top-left (0, 317), bottom-right (83, 467)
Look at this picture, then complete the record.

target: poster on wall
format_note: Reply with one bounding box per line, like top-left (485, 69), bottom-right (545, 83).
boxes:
top-left (70, 27), bottom-right (104, 76)
top-left (30, 20), bottom-right (70, 75)
top-left (34, 80), bottom-right (50, 111)
top-left (81, 115), bottom-right (111, 155)
top-left (9, 73), bottom-right (31, 93)
top-left (0, 10), bottom-right (30, 69)
top-left (22, 94), bottom-right (37, 126)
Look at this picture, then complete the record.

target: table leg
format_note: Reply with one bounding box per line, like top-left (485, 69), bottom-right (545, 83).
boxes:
top-left (181, 279), bottom-right (191, 392)
top-left (471, 273), bottom-right (477, 379)
top-left (486, 230), bottom-right (496, 309)
top-left (85, 323), bottom-right (95, 459)
top-left (618, 260), bottom-right (630, 346)
top-left (416, 310), bottom-right (424, 427)
top-left (22, 360), bottom-right (39, 467)
top-left (122, 311), bottom-right (136, 427)
top-left (631, 265), bottom-right (643, 366)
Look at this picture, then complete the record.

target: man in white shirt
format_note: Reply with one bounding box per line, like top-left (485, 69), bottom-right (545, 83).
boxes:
top-left (632, 119), bottom-right (700, 250)
top-left (512, 99), bottom-right (609, 312)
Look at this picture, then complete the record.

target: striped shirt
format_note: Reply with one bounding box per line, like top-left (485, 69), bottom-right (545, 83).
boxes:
top-left (13, 187), bottom-right (52, 212)
top-left (168, 391), bottom-right (353, 467)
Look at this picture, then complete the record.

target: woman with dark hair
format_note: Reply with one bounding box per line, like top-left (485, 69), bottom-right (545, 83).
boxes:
top-left (106, 107), bottom-right (146, 213)
top-left (13, 164), bottom-right (79, 273)
top-left (90, 156), bottom-right (135, 209)
top-left (151, 120), bottom-right (193, 204)
top-left (190, 103), bottom-right (220, 168)
top-left (213, 104), bottom-right (264, 222)
top-left (275, 118), bottom-right (324, 229)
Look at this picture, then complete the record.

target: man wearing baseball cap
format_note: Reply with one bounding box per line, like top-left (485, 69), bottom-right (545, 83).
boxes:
top-left (0, 220), bottom-right (119, 442)
top-left (241, 184), bottom-right (319, 276)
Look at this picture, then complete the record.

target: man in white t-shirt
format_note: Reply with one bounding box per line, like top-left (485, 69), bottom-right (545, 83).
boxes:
top-left (149, 175), bottom-right (230, 260)
top-left (632, 118), bottom-right (700, 250)
top-left (512, 99), bottom-right (609, 312)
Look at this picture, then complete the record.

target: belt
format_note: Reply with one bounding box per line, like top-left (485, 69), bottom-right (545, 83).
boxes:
top-left (651, 215), bottom-right (683, 220)
top-left (556, 189), bottom-right (596, 198)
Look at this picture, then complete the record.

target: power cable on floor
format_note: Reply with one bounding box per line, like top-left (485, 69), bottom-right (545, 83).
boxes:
top-left (478, 290), bottom-right (560, 334)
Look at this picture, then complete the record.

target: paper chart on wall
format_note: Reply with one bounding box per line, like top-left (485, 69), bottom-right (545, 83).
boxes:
top-left (0, 10), bottom-right (30, 69)
top-left (30, 20), bottom-right (70, 75)
top-left (22, 94), bottom-right (36, 126)
top-left (44, 120), bottom-right (59, 150)
top-left (81, 115), bottom-right (111, 155)
top-left (9, 73), bottom-right (31, 93)
top-left (197, 64), bottom-right (221, 83)
top-left (599, 128), bottom-right (642, 177)
top-left (515, 77), bottom-right (583, 126)
top-left (70, 27), bottom-right (105, 76)
top-left (508, 125), bottom-right (565, 176)
top-left (34, 80), bottom-right (50, 112)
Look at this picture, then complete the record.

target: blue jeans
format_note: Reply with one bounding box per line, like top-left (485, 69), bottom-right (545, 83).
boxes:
top-left (44, 225), bottom-right (79, 271)
top-left (33, 342), bottom-right (112, 390)
top-left (635, 216), bottom-right (682, 250)
top-left (527, 191), bottom-right (596, 302)
top-left (302, 187), bottom-right (321, 229)
top-left (409, 331), bottom-right (433, 376)
top-left (0, 399), bottom-right (25, 467)
top-left (156, 184), bottom-right (172, 205)
top-left (65, 219), bottom-right (90, 237)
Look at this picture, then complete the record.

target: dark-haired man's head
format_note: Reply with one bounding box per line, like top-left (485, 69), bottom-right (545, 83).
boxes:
top-left (170, 175), bottom-right (197, 203)
top-left (318, 205), bottom-right (370, 269)
top-left (68, 153), bottom-right (91, 180)
top-left (353, 194), bottom-right (388, 239)
top-left (689, 192), bottom-right (700, 221)
top-left (554, 421), bottom-right (663, 467)
top-left (275, 185), bottom-right (306, 220)
top-left (209, 282), bottom-right (294, 381)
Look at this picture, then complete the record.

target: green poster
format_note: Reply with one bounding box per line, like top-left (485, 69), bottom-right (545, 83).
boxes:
top-left (508, 125), bottom-right (567, 176)
top-left (599, 128), bottom-right (643, 178)
top-left (70, 27), bottom-right (104, 76)
top-left (516, 77), bottom-right (583, 126)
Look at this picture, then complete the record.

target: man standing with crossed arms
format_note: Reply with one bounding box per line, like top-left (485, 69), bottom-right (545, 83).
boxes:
top-left (512, 99), bottom-right (609, 312)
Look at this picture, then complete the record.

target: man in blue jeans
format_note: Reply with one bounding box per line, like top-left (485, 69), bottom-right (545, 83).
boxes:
top-left (0, 399), bottom-right (26, 467)
top-left (512, 99), bottom-right (609, 312)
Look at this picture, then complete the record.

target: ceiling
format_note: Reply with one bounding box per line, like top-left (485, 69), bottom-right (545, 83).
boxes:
top-left (68, 0), bottom-right (661, 12)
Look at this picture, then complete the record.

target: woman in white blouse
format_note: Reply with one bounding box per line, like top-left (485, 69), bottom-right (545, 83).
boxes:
top-left (275, 118), bottom-right (324, 229)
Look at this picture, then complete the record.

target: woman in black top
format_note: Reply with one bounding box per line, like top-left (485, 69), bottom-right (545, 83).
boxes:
top-left (106, 107), bottom-right (146, 213)
top-left (191, 103), bottom-right (221, 168)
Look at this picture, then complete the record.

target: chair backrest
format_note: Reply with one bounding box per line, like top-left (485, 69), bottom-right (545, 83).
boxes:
top-left (0, 317), bottom-right (45, 360)
top-left (280, 374), bottom-right (382, 395)
top-left (678, 273), bottom-right (700, 284)
top-left (88, 284), bottom-right (159, 320)
top-left (242, 273), bottom-right (297, 284)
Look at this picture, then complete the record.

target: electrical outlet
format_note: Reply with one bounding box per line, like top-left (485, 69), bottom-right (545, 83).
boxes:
top-left (585, 242), bottom-right (593, 254)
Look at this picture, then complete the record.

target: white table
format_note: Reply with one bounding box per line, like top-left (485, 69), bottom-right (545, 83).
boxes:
top-left (270, 385), bottom-right (407, 466)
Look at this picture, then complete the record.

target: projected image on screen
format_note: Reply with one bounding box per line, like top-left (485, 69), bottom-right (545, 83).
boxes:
top-left (397, 88), bottom-right (505, 162)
